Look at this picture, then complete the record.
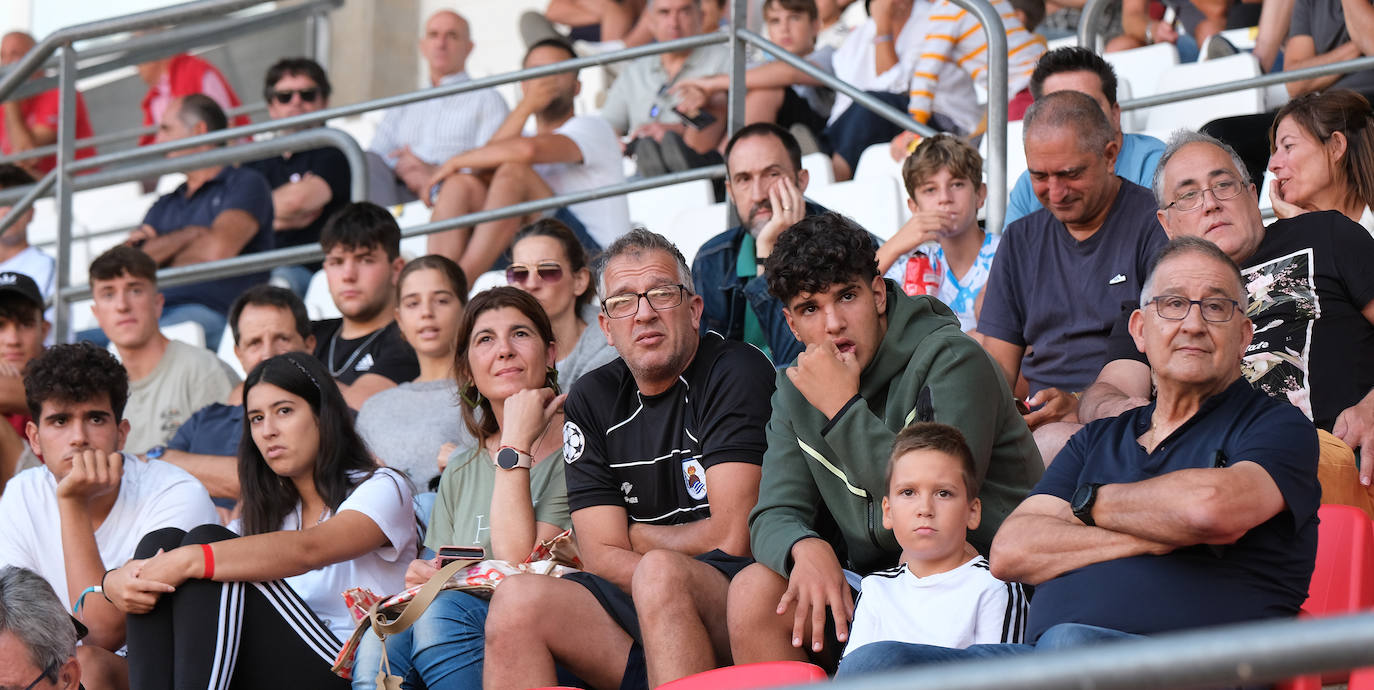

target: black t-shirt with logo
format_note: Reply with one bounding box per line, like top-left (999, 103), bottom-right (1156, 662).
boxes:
top-left (1105, 211), bottom-right (1374, 430)
top-left (563, 333), bottom-right (774, 525)
top-left (311, 319), bottom-right (419, 387)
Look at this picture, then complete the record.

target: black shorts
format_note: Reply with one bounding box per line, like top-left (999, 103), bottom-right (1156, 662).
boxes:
top-left (775, 87), bottom-right (828, 140)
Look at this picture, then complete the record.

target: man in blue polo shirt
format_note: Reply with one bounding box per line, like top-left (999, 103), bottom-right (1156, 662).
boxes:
top-left (152, 285), bottom-right (314, 515)
top-left (837, 236), bottom-right (1320, 675)
top-left (126, 94), bottom-right (274, 348)
top-left (1004, 47), bottom-right (1166, 227)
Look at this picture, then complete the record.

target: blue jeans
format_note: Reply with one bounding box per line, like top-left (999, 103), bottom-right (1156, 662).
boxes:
top-left (352, 590), bottom-right (489, 690)
top-left (75, 303), bottom-right (227, 351)
top-left (836, 624), bottom-right (1142, 677)
top-left (271, 264), bottom-right (314, 298)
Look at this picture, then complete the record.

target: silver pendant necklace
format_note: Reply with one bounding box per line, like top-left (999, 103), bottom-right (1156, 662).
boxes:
top-left (327, 326), bottom-right (385, 378)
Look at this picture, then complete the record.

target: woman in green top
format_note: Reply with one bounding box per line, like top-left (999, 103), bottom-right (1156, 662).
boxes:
top-left (352, 287), bottom-right (571, 690)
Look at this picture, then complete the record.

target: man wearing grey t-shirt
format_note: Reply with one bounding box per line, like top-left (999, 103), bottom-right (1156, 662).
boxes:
top-left (601, 0), bottom-right (732, 175)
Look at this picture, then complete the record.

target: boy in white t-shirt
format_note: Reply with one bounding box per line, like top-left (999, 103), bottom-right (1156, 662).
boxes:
top-left (0, 343), bottom-right (218, 686)
top-left (836, 422), bottom-right (1027, 676)
top-left (878, 134), bottom-right (1000, 334)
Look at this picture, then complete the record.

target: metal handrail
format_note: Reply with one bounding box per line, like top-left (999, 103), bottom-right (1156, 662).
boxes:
top-left (0, 0), bottom-right (279, 103)
top-left (788, 612), bottom-right (1374, 690)
top-left (1077, 0), bottom-right (1112, 52)
top-left (0, 102), bottom-right (267, 167)
top-left (57, 165), bottom-right (725, 301)
top-left (1119, 54), bottom-right (1374, 111)
top-left (0, 126), bottom-right (368, 233)
top-left (740, 0), bottom-right (1010, 233)
top-left (1, 0), bottom-right (341, 102)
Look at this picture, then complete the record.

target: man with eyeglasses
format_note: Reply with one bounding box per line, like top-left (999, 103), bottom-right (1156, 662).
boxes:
top-left (1071, 130), bottom-right (1374, 511)
top-left (485, 228), bottom-right (776, 688)
top-left (243, 57), bottom-right (352, 296)
top-left (978, 90), bottom-right (1167, 438)
top-left (0, 566), bottom-right (85, 690)
top-left (829, 235), bottom-right (1319, 674)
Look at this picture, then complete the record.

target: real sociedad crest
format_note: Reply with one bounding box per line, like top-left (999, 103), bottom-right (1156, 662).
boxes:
top-left (682, 457), bottom-right (707, 500)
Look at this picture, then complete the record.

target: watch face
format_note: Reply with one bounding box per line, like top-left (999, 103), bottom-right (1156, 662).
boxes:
top-left (496, 447), bottom-right (519, 470)
top-left (1071, 484), bottom-right (1092, 512)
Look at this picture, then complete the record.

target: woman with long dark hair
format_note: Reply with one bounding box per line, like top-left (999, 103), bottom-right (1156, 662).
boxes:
top-left (106, 352), bottom-right (416, 689)
top-left (352, 287), bottom-right (571, 690)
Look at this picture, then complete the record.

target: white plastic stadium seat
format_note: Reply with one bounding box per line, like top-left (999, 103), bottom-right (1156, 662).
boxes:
top-left (853, 142), bottom-right (902, 183)
top-left (802, 152), bottom-right (835, 188)
top-left (626, 179), bottom-right (714, 232)
top-left (666, 202), bottom-right (729, 266)
top-left (1145, 54), bottom-right (1263, 132)
top-left (303, 269), bottom-right (341, 321)
top-left (468, 270), bottom-right (508, 298)
top-left (807, 178), bottom-right (904, 241)
top-left (217, 326), bottom-right (245, 379)
top-left (1102, 42), bottom-right (1180, 104)
top-left (160, 320), bottom-right (206, 349)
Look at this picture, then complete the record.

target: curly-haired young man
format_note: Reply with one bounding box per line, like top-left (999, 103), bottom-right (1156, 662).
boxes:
top-left (726, 212), bottom-right (1043, 668)
top-left (0, 343), bottom-right (217, 684)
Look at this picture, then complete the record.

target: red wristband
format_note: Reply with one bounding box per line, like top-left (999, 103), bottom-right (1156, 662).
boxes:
top-left (201, 543), bottom-right (215, 580)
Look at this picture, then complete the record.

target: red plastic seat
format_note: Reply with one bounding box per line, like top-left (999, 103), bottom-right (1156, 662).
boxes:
top-left (657, 661), bottom-right (828, 690)
top-left (1278, 504), bottom-right (1374, 690)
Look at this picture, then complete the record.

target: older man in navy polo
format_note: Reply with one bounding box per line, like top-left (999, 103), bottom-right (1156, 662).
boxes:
top-left (837, 236), bottom-right (1320, 676)
top-left (125, 94), bottom-right (274, 348)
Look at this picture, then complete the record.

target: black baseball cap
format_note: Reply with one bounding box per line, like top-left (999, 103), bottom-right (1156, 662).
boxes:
top-left (0, 272), bottom-right (43, 308)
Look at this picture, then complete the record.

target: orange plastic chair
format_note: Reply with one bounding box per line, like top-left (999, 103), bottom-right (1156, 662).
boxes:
top-left (656, 661), bottom-right (828, 690)
top-left (1277, 504), bottom-right (1374, 690)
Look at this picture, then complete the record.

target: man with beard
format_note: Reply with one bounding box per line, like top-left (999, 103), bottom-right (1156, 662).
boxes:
top-left (311, 203), bottom-right (419, 409)
top-left (692, 123), bottom-right (827, 367)
top-left (425, 38), bottom-right (628, 279)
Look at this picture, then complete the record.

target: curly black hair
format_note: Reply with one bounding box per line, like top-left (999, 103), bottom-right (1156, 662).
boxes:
top-left (24, 343), bottom-right (130, 422)
top-left (764, 212), bottom-right (878, 303)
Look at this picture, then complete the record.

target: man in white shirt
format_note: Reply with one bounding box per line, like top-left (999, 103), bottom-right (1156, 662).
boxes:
top-left (85, 246), bottom-right (238, 455)
top-left (365, 10), bottom-right (510, 206)
top-left (425, 38), bottom-right (630, 278)
top-left (0, 342), bottom-right (218, 680)
top-left (0, 165), bottom-right (55, 307)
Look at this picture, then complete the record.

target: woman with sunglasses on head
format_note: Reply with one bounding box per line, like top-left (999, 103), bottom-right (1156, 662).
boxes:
top-left (357, 256), bottom-right (474, 500)
top-left (351, 287), bottom-right (572, 690)
top-left (1268, 89), bottom-right (1374, 235)
top-left (506, 219), bottom-right (618, 389)
top-left (107, 352), bottom-right (416, 689)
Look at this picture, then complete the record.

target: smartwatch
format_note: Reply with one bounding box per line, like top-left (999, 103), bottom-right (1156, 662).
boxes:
top-left (146, 445), bottom-right (166, 460)
top-left (1071, 483), bottom-right (1103, 527)
top-left (494, 446), bottom-right (533, 470)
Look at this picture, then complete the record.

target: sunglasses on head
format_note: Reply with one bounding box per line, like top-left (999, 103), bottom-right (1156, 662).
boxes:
top-left (506, 262), bottom-right (565, 285)
top-left (268, 87), bottom-right (321, 105)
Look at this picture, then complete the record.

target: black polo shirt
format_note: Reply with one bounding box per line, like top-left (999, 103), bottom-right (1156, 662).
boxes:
top-left (1027, 377), bottom-right (1320, 642)
top-left (244, 145), bottom-right (351, 259)
top-left (563, 333), bottom-right (774, 524)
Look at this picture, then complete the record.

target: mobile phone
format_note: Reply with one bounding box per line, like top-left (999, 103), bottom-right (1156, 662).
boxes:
top-left (437, 545), bottom-right (485, 565)
top-left (673, 107), bottom-right (717, 130)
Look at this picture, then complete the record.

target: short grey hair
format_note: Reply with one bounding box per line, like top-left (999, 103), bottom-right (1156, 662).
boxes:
top-left (0, 566), bottom-right (77, 680)
top-left (1139, 235), bottom-right (1246, 308)
top-left (594, 227), bottom-right (695, 302)
top-left (1023, 90), bottom-right (1114, 155)
top-left (1151, 129), bottom-right (1252, 208)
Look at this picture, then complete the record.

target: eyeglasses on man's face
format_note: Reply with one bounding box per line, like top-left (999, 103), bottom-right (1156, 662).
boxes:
top-left (268, 87), bottom-right (320, 105)
top-left (1146, 295), bottom-right (1241, 322)
top-left (1166, 179), bottom-right (1244, 212)
top-left (601, 284), bottom-right (690, 319)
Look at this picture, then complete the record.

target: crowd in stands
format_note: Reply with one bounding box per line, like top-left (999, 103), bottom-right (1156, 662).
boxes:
top-left (3, 0), bottom-right (1374, 688)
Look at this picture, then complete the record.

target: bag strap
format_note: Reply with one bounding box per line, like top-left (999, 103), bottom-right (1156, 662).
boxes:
top-left (369, 558), bottom-right (477, 639)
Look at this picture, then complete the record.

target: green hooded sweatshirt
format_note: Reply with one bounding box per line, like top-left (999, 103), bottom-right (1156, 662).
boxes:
top-left (750, 281), bottom-right (1044, 576)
